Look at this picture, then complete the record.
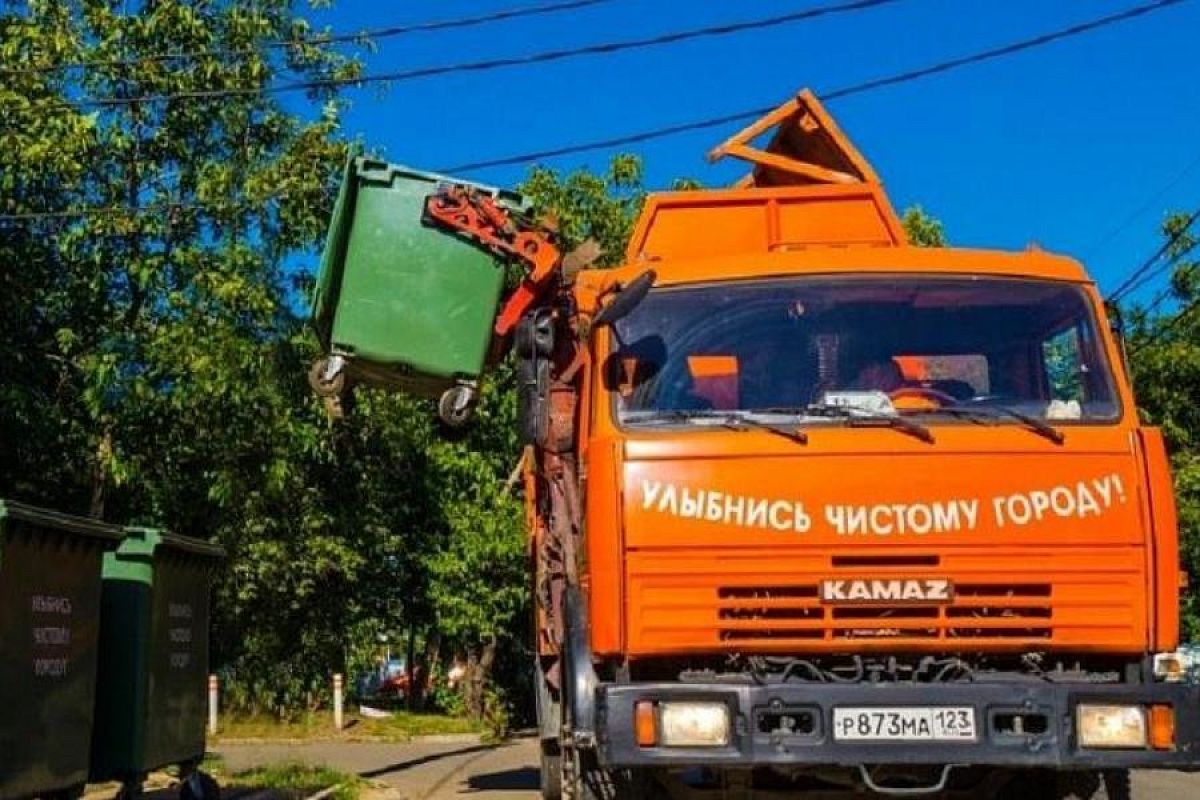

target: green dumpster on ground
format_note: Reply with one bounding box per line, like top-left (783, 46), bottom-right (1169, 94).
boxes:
top-left (89, 527), bottom-right (224, 790)
top-left (310, 156), bottom-right (522, 398)
top-left (0, 500), bottom-right (123, 800)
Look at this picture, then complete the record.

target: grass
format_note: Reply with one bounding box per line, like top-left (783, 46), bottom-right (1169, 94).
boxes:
top-left (231, 763), bottom-right (362, 800)
top-left (213, 709), bottom-right (482, 742)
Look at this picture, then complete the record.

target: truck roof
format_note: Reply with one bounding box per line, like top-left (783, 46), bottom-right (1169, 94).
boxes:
top-left (617, 243), bottom-right (1092, 287)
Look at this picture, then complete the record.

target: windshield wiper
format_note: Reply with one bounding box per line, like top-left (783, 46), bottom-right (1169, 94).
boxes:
top-left (805, 403), bottom-right (934, 444)
top-left (722, 414), bottom-right (809, 445)
top-left (928, 406), bottom-right (1065, 445)
top-left (628, 409), bottom-right (808, 445)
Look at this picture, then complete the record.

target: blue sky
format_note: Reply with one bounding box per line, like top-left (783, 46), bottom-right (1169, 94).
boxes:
top-left (300, 0), bottom-right (1200, 298)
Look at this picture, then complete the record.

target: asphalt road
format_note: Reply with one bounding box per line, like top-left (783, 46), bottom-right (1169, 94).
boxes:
top-left (215, 736), bottom-right (1200, 799)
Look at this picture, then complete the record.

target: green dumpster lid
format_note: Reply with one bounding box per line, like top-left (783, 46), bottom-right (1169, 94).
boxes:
top-left (122, 525), bottom-right (226, 560)
top-left (0, 498), bottom-right (124, 544)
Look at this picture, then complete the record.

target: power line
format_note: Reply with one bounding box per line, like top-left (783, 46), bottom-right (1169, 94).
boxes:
top-left (2, 0), bottom-right (1190, 222)
top-left (1085, 150), bottom-right (1200, 257)
top-left (0, 0), bottom-right (618, 78)
top-left (1144, 273), bottom-right (1185, 317)
top-left (1116, 234), bottom-right (1200, 302)
top-left (26, 0), bottom-right (901, 110)
top-left (1129, 294), bottom-right (1200, 355)
top-left (1106, 205), bottom-right (1200, 301)
top-left (440, 0), bottom-right (1191, 172)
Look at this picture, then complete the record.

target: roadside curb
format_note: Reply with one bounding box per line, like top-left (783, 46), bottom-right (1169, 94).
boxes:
top-left (302, 784), bottom-right (344, 800)
top-left (212, 732), bottom-right (485, 747)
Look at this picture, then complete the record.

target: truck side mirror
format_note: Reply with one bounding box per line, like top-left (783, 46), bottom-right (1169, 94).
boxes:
top-left (593, 270), bottom-right (656, 328)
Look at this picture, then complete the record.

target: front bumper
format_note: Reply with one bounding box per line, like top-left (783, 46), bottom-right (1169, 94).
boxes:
top-left (597, 680), bottom-right (1200, 770)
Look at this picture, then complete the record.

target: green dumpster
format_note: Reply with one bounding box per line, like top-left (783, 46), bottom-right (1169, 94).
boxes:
top-left (89, 527), bottom-right (224, 797)
top-left (310, 156), bottom-right (522, 399)
top-left (0, 500), bottom-right (123, 800)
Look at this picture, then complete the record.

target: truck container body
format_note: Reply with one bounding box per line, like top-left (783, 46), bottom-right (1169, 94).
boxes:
top-left (313, 90), bottom-right (1199, 798)
top-left (0, 500), bottom-right (122, 800)
top-left (526, 93), bottom-right (1198, 798)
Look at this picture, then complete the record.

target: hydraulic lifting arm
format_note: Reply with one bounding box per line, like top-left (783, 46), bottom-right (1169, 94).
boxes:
top-left (423, 185), bottom-right (564, 339)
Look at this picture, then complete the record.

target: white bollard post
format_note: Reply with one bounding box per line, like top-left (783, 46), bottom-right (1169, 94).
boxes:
top-left (333, 673), bottom-right (344, 730)
top-left (208, 674), bottom-right (219, 735)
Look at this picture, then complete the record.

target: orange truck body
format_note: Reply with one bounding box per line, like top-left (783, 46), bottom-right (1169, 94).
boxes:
top-left (530, 91), bottom-right (1197, 792)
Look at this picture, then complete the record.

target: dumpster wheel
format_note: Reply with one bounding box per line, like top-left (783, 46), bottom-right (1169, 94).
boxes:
top-left (438, 384), bottom-right (478, 427)
top-left (308, 356), bottom-right (347, 398)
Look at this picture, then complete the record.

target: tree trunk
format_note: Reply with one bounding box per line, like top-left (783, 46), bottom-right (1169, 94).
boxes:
top-left (88, 427), bottom-right (112, 519)
top-left (464, 639), bottom-right (498, 720)
top-left (405, 624), bottom-right (417, 711)
top-left (412, 630), bottom-right (441, 711)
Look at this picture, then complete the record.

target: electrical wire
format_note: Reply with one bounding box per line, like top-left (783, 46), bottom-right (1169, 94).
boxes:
top-left (1106, 206), bottom-right (1200, 301)
top-left (440, 0), bottom-right (1192, 172)
top-left (0, 0), bottom-right (619, 78)
top-left (19, 0), bottom-right (900, 110)
top-left (1129, 294), bottom-right (1200, 355)
top-left (1084, 150), bottom-right (1200, 257)
top-left (1, 0), bottom-right (1190, 222)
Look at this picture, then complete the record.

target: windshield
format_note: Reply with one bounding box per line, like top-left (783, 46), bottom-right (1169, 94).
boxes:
top-left (612, 276), bottom-right (1119, 426)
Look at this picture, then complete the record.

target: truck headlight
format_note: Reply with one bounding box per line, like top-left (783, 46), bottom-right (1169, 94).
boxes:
top-left (1077, 704), bottom-right (1147, 749)
top-left (659, 702), bottom-right (731, 747)
top-left (1153, 651), bottom-right (1186, 682)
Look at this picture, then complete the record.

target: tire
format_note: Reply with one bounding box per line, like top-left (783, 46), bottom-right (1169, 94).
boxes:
top-left (307, 357), bottom-right (346, 397)
top-left (567, 750), bottom-right (659, 800)
top-left (1098, 770), bottom-right (1132, 800)
top-left (180, 770), bottom-right (221, 800)
top-left (540, 740), bottom-right (563, 800)
top-left (437, 386), bottom-right (477, 427)
top-left (999, 769), bottom-right (1130, 800)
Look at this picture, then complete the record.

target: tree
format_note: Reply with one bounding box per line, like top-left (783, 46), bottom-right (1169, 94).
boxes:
top-left (1126, 212), bottom-right (1200, 638)
top-left (902, 205), bottom-right (947, 247)
top-left (0, 0), bottom-right (390, 713)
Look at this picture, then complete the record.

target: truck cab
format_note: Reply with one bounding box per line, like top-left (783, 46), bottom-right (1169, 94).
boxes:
top-left (534, 92), bottom-right (1197, 798)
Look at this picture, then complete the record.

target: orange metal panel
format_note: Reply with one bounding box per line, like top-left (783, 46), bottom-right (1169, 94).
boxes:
top-left (625, 547), bottom-right (1147, 656)
top-left (626, 184), bottom-right (904, 263)
top-left (772, 191), bottom-right (903, 248)
top-left (707, 89), bottom-right (884, 188)
top-left (1139, 427), bottom-right (1181, 651)
top-left (585, 436), bottom-right (625, 655)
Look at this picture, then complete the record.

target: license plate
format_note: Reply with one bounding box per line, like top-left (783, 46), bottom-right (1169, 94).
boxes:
top-left (833, 706), bottom-right (977, 742)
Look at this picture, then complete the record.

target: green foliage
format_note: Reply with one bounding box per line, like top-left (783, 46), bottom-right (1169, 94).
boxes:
top-left (519, 154), bottom-right (648, 266)
top-left (902, 205), bottom-right (947, 247)
top-left (1127, 212), bottom-right (1200, 639)
top-left (1043, 328), bottom-right (1084, 403)
top-left (232, 763), bottom-right (362, 800)
top-left (0, 0), bottom-right (376, 714)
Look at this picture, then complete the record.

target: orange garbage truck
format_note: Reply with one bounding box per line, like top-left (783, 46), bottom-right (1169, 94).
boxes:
top-left (311, 91), bottom-right (1197, 798)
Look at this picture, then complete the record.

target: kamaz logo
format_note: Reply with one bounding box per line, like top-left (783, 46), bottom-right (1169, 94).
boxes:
top-left (820, 578), bottom-right (953, 604)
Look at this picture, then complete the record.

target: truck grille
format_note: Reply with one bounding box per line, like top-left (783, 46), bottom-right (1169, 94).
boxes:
top-left (715, 581), bottom-right (1053, 642)
top-left (626, 549), bottom-right (1145, 654)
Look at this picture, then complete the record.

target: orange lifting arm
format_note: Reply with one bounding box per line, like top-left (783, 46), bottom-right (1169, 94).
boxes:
top-left (423, 185), bottom-right (563, 337)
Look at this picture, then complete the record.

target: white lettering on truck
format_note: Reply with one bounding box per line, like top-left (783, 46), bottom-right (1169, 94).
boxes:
top-left (637, 473), bottom-right (1126, 537)
top-left (641, 480), bottom-right (811, 533)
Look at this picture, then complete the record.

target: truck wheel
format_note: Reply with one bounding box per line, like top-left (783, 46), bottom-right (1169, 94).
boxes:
top-left (999, 769), bottom-right (1131, 800)
top-left (565, 750), bottom-right (657, 800)
top-left (180, 770), bottom-right (221, 800)
top-left (1055, 769), bottom-right (1130, 800)
top-left (1097, 770), bottom-right (1131, 800)
top-left (540, 740), bottom-right (562, 800)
